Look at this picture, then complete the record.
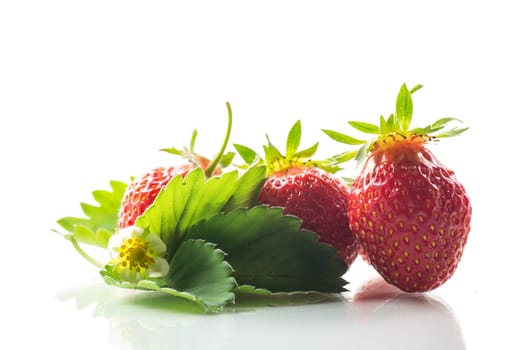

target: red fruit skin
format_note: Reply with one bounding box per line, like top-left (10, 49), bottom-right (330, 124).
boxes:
top-left (349, 144), bottom-right (472, 292)
top-left (259, 167), bottom-right (359, 267)
top-left (117, 163), bottom-right (195, 229)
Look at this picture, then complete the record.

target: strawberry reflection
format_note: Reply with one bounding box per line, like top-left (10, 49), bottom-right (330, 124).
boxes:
top-left (349, 277), bottom-right (466, 350)
top-left (57, 278), bottom-right (465, 350)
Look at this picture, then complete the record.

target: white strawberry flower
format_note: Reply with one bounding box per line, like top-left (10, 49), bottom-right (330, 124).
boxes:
top-left (108, 226), bottom-right (169, 283)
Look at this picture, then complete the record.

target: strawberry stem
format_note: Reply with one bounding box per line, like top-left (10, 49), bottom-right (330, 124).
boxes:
top-left (205, 102), bottom-right (233, 178)
top-left (62, 233), bottom-right (105, 268)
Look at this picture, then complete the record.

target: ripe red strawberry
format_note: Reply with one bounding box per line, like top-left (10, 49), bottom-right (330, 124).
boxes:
top-left (324, 84), bottom-right (472, 292)
top-left (235, 121), bottom-right (359, 267)
top-left (117, 103), bottom-right (233, 229)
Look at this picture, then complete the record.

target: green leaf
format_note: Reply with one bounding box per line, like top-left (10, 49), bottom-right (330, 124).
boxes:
top-left (348, 121), bottom-right (380, 134)
top-left (432, 117), bottom-right (463, 129)
top-left (101, 268), bottom-right (201, 305)
top-left (326, 150), bottom-right (358, 164)
top-left (167, 239), bottom-right (236, 310)
top-left (56, 180), bottom-right (127, 247)
top-left (223, 165), bottom-right (267, 211)
top-left (379, 115), bottom-right (388, 134)
top-left (387, 114), bottom-right (399, 132)
top-left (219, 151), bottom-right (235, 168)
top-left (294, 142), bottom-right (319, 159)
top-left (396, 83), bottom-right (413, 131)
top-left (409, 84), bottom-right (424, 94)
top-left (159, 147), bottom-right (184, 156)
top-left (434, 127), bottom-right (469, 138)
top-left (186, 206), bottom-right (348, 293)
top-left (354, 141), bottom-right (373, 165)
top-left (409, 123), bottom-right (437, 134)
top-left (136, 168), bottom-right (229, 258)
top-left (286, 120), bottom-right (302, 158)
top-left (410, 118), bottom-right (465, 136)
top-left (233, 144), bottom-right (260, 164)
top-left (101, 239), bottom-right (236, 312)
top-left (189, 129), bottom-right (198, 152)
top-left (263, 136), bottom-right (285, 163)
top-left (136, 167), bottom-right (266, 259)
top-left (322, 129), bottom-right (366, 145)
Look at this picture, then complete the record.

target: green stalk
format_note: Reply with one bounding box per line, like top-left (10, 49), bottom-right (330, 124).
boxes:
top-left (64, 234), bottom-right (105, 268)
top-left (205, 102), bottom-right (233, 178)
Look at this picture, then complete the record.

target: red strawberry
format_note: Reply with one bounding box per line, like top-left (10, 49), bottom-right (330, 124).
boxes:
top-left (324, 84), bottom-right (472, 292)
top-left (117, 103), bottom-right (233, 229)
top-left (235, 121), bottom-right (359, 267)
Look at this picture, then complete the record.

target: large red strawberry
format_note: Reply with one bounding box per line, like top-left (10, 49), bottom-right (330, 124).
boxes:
top-left (117, 103), bottom-right (233, 229)
top-left (235, 121), bottom-right (359, 267)
top-left (324, 84), bottom-right (472, 292)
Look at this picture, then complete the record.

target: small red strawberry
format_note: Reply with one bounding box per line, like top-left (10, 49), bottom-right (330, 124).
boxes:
top-left (117, 103), bottom-right (234, 229)
top-left (235, 121), bottom-right (359, 267)
top-left (324, 84), bottom-right (472, 292)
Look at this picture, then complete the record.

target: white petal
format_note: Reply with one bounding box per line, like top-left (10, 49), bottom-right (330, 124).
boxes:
top-left (121, 267), bottom-right (142, 283)
top-left (148, 257), bottom-right (169, 278)
top-left (130, 226), bottom-right (145, 238)
top-left (145, 233), bottom-right (167, 254)
top-left (107, 234), bottom-right (125, 257)
top-left (119, 226), bottom-right (143, 240)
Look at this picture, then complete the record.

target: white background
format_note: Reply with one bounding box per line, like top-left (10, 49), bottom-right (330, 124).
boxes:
top-left (1, 1), bottom-right (523, 349)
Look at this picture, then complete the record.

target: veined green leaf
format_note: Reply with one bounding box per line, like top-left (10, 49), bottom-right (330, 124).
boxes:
top-left (396, 83), bottom-right (413, 131)
top-left (135, 171), bottom-right (199, 256)
top-left (286, 120), bottom-right (302, 158)
top-left (56, 180), bottom-right (127, 248)
top-left (322, 129), bottom-right (366, 145)
top-left (186, 206), bottom-right (348, 293)
top-left (233, 144), bottom-right (260, 164)
top-left (223, 165), bottom-right (267, 211)
top-left (136, 167), bottom-right (266, 259)
top-left (348, 121), bottom-right (380, 134)
top-left (177, 171), bottom-right (238, 234)
top-left (136, 169), bottom-right (214, 257)
top-left (167, 239), bottom-right (236, 310)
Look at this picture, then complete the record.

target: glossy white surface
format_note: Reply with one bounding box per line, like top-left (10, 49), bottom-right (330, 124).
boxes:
top-left (2, 1), bottom-right (524, 349)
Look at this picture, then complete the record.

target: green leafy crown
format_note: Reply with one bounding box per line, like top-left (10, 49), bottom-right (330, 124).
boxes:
top-left (322, 84), bottom-right (469, 163)
top-left (234, 120), bottom-right (356, 175)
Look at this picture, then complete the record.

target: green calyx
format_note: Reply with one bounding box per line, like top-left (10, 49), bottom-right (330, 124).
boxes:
top-left (323, 83), bottom-right (469, 163)
top-left (234, 120), bottom-right (356, 175)
top-left (161, 102), bottom-right (235, 177)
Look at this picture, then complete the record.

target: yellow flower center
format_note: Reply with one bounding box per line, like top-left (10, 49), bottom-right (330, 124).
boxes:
top-left (119, 237), bottom-right (155, 273)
